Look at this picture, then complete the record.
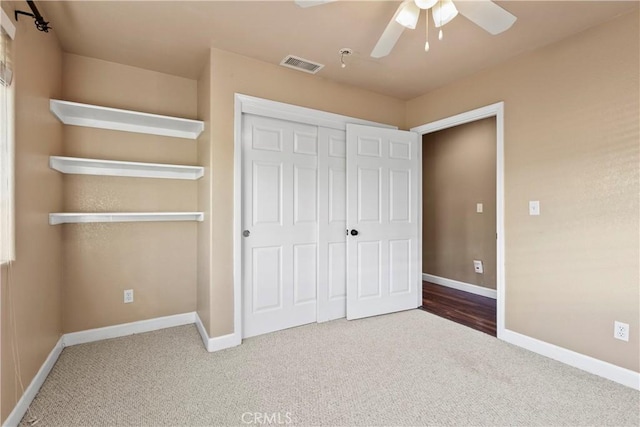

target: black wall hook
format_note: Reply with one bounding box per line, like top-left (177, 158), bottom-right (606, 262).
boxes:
top-left (15, 1), bottom-right (51, 33)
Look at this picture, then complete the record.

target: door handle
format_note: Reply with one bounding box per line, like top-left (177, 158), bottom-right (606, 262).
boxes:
top-left (350, 229), bottom-right (359, 236)
top-left (243, 230), bottom-right (251, 237)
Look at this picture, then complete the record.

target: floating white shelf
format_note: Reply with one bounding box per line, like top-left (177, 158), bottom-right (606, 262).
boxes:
top-left (50, 99), bottom-right (204, 140)
top-left (49, 156), bottom-right (204, 180)
top-left (49, 212), bottom-right (204, 225)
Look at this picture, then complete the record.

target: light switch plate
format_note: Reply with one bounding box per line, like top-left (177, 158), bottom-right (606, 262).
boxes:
top-left (476, 203), bottom-right (483, 213)
top-left (529, 201), bottom-right (540, 216)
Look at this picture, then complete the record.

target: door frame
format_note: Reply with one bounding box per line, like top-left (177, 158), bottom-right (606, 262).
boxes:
top-left (410, 102), bottom-right (506, 338)
top-left (233, 94), bottom-right (396, 339)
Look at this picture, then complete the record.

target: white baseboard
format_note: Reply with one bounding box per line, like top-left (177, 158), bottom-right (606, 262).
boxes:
top-left (423, 273), bottom-right (497, 299)
top-left (501, 328), bottom-right (640, 391)
top-left (3, 337), bottom-right (64, 427)
top-left (3, 312), bottom-right (244, 427)
top-left (195, 313), bottom-right (241, 352)
top-left (63, 312), bottom-right (197, 346)
top-left (6, 311), bottom-right (636, 427)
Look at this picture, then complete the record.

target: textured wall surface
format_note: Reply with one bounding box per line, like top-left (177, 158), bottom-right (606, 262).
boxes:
top-left (423, 118), bottom-right (497, 289)
top-left (60, 54), bottom-right (199, 332)
top-left (202, 48), bottom-right (406, 336)
top-left (407, 10), bottom-right (639, 372)
top-left (3, 8), bottom-right (638, 424)
top-left (196, 57), bottom-right (212, 334)
top-left (0, 2), bottom-right (64, 422)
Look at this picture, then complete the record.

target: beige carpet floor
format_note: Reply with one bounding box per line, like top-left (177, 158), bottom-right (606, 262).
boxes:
top-left (21, 310), bottom-right (639, 426)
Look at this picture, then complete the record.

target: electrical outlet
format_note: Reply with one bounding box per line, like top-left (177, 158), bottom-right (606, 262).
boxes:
top-left (473, 260), bottom-right (484, 274)
top-left (124, 289), bottom-right (134, 304)
top-left (614, 321), bottom-right (629, 342)
top-left (476, 203), bottom-right (483, 213)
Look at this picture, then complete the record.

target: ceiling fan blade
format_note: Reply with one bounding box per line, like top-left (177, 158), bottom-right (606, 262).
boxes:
top-left (370, 3), bottom-right (407, 58)
top-left (294, 0), bottom-right (337, 8)
top-left (454, 0), bottom-right (517, 35)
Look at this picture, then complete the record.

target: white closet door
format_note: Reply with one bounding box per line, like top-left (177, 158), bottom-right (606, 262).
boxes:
top-left (345, 124), bottom-right (420, 320)
top-left (242, 114), bottom-right (318, 338)
top-left (317, 127), bottom-right (347, 322)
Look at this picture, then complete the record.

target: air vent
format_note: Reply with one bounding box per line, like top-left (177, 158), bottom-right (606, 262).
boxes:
top-left (280, 55), bottom-right (324, 74)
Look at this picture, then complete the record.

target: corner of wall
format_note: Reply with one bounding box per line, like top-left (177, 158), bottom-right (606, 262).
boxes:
top-left (196, 52), bottom-right (213, 337)
top-left (0, 4), bottom-right (64, 423)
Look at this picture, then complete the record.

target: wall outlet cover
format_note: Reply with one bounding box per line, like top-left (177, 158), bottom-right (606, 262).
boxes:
top-left (473, 260), bottom-right (484, 274)
top-left (614, 321), bottom-right (629, 342)
top-left (476, 203), bottom-right (483, 213)
top-left (124, 289), bottom-right (134, 304)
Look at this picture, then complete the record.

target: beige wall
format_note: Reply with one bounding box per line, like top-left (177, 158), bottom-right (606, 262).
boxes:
top-left (201, 48), bottom-right (406, 336)
top-left (423, 118), bottom-right (496, 289)
top-left (196, 56), bottom-right (212, 331)
top-left (408, 10), bottom-right (639, 372)
top-left (60, 54), bottom-right (199, 332)
top-left (2, 8), bottom-right (637, 423)
top-left (0, 2), bottom-right (64, 422)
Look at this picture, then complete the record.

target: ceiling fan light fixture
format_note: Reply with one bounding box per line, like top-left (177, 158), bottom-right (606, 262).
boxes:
top-left (432, 0), bottom-right (458, 28)
top-left (414, 0), bottom-right (438, 10)
top-left (424, 8), bottom-right (430, 52)
top-left (395, 1), bottom-right (420, 30)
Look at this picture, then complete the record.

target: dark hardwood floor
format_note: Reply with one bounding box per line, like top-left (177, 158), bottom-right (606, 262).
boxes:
top-left (420, 281), bottom-right (497, 336)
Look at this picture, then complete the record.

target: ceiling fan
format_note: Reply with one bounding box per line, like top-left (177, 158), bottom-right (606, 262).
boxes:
top-left (294, 0), bottom-right (517, 58)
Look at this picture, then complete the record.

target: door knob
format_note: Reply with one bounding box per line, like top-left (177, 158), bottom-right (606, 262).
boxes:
top-left (350, 229), bottom-right (359, 236)
top-left (243, 230), bottom-right (251, 237)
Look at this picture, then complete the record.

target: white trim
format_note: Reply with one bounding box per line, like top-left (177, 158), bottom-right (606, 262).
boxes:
top-left (62, 312), bottom-right (196, 346)
top-left (233, 96), bottom-right (243, 343)
top-left (49, 212), bottom-right (204, 225)
top-left (49, 100), bottom-right (204, 140)
top-left (2, 338), bottom-right (63, 427)
top-left (413, 105), bottom-right (640, 391)
top-left (416, 129), bottom-right (423, 307)
top-left (422, 273), bottom-right (497, 299)
top-left (235, 94), bottom-right (397, 131)
top-left (194, 312), bottom-right (210, 349)
top-left (496, 106), bottom-right (505, 337)
top-left (2, 312), bottom-right (244, 427)
top-left (234, 93), bottom-right (398, 338)
top-left (194, 313), bottom-right (242, 352)
top-left (411, 102), bottom-right (504, 134)
top-left (410, 101), bottom-right (505, 337)
top-left (1, 318), bottom-right (635, 427)
top-left (49, 156), bottom-right (204, 180)
top-left (502, 329), bottom-right (640, 391)
top-left (1, 8), bottom-right (16, 40)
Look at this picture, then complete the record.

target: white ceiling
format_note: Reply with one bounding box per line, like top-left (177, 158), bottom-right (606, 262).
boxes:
top-left (38, 0), bottom-right (639, 100)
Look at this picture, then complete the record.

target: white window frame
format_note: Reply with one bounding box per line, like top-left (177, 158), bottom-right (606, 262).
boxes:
top-left (1, 8), bottom-right (16, 265)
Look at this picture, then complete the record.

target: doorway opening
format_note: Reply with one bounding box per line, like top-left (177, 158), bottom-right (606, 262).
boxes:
top-left (411, 102), bottom-right (505, 338)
